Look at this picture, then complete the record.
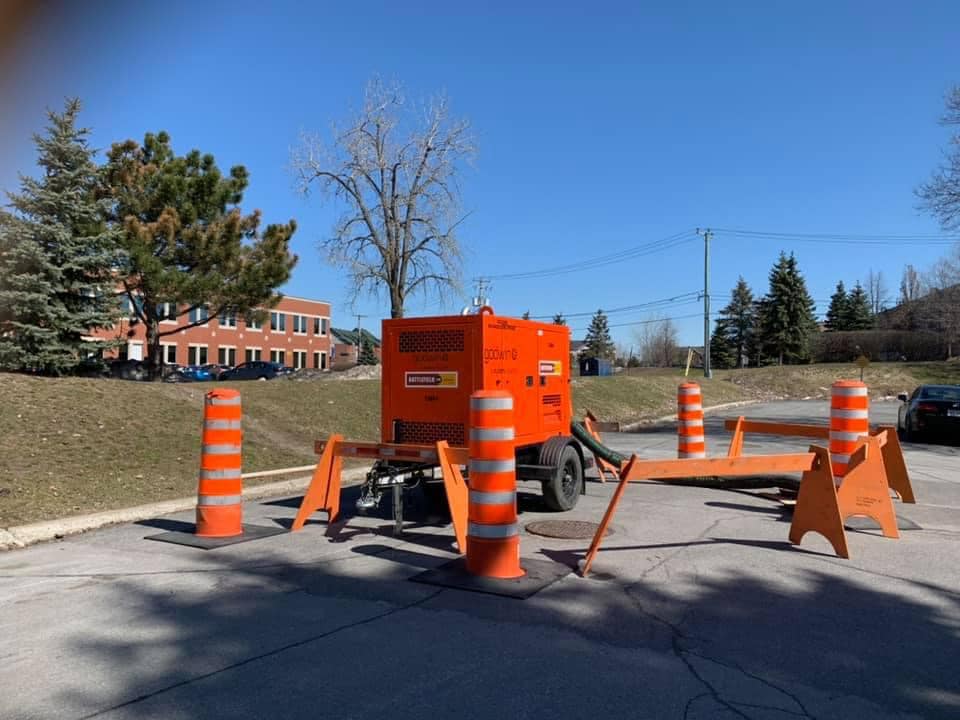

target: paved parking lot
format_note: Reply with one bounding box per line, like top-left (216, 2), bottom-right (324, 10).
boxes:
top-left (1, 400), bottom-right (958, 719)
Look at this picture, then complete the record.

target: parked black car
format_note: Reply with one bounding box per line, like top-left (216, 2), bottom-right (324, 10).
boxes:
top-left (219, 361), bottom-right (292, 381)
top-left (897, 384), bottom-right (960, 442)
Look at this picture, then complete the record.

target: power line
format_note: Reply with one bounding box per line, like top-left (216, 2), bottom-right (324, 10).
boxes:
top-left (528, 291), bottom-right (701, 321)
top-left (570, 312), bottom-right (703, 333)
top-left (713, 227), bottom-right (960, 246)
top-left (483, 229), bottom-right (696, 281)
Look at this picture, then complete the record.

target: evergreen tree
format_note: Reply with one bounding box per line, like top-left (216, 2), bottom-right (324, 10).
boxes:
top-left (0, 99), bottom-right (121, 373)
top-left (583, 309), bottom-right (615, 360)
top-left (825, 281), bottom-right (849, 331)
top-left (757, 252), bottom-right (818, 364)
top-left (710, 318), bottom-right (736, 369)
top-left (552, 313), bottom-right (566, 325)
top-left (714, 276), bottom-right (755, 368)
top-left (846, 282), bottom-right (874, 330)
top-left (103, 131), bottom-right (298, 376)
top-left (521, 310), bottom-right (530, 320)
top-left (358, 341), bottom-right (379, 365)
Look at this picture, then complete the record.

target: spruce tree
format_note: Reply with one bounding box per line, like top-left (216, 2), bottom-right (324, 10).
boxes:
top-left (825, 281), bottom-right (849, 331)
top-left (358, 340), bottom-right (379, 365)
top-left (521, 310), bottom-right (530, 320)
top-left (583, 310), bottom-right (615, 359)
top-left (758, 252), bottom-right (818, 364)
top-left (709, 318), bottom-right (736, 369)
top-left (552, 313), bottom-right (566, 326)
top-left (716, 277), bottom-right (755, 368)
top-left (0, 99), bottom-right (121, 373)
top-left (846, 282), bottom-right (874, 330)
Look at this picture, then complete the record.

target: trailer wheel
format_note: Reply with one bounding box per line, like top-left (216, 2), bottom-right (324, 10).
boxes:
top-left (542, 445), bottom-right (583, 511)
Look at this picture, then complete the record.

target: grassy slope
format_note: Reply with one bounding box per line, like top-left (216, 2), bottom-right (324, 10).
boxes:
top-left (1, 361), bottom-right (956, 526)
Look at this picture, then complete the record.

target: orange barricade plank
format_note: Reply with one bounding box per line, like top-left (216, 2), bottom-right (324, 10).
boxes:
top-left (837, 436), bottom-right (900, 540)
top-left (582, 454), bottom-right (637, 577)
top-left (722, 419), bottom-right (830, 440)
top-left (788, 446), bottom-right (850, 558)
top-left (621, 453), bottom-right (816, 481)
top-left (727, 416), bottom-right (745, 458)
top-left (874, 427), bottom-right (916, 503)
top-left (292, 434), bottom-right (343, 531)
top-left (436, 441), bottom-right (469, 554)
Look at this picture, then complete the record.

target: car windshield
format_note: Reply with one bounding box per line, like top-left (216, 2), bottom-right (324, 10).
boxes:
top-left (920, 386), bottom-right (960, 402)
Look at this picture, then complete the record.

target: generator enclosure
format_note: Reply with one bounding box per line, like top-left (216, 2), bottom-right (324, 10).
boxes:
top-left (381, 311), bottom-right (571, 449)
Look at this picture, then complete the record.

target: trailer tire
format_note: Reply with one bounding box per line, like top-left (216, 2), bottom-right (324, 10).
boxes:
top-left (542, 445), bottom-right (583, 511)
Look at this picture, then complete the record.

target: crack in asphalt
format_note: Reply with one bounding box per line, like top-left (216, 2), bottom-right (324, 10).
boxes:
top-left (74, 588), bottom-right (446, 720)
top-left (617, 516), bottom-right (816, 720)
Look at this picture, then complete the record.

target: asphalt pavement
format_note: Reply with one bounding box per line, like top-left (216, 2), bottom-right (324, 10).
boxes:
top-left (1, 400), bottom-right (958, 719)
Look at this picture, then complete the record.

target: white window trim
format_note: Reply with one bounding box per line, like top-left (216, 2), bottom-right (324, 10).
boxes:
top-left (271, 348), bottom-right (287, 363)
top-left (313, 350), bottom-right (328, 370)
top-left (219, 315), bottom-right (238, 330)
top-left (311, 315), bottom-right (330, 336)
top-left (244, 346), bottom-right (262, 362)
top-left (187, 343), bottom-right (209, 366)
top-left (217, 345), bottom-right (237, 365)
top-left (292, 314), bottom-right (308, 336)
top-left (188, 306), bottom-right (210, 328)
top-left (269, 311), bottom-right (287, 333)
top-left (159, 302), bottom-right (179, 325)
top-left (160, 343), bottom-right (178, 364)
top-left (292, 349), bottom-right (308, 369)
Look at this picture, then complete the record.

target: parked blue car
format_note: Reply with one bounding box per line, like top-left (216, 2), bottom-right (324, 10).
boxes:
top-left (164, 365), bottom-right (215, 382)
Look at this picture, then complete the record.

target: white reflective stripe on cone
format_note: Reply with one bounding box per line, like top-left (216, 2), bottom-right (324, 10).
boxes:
top-left (469, 490), bottom-right (516, 505)
top-left (679, 435), bottom-right (705, 444)
top-left (678, 404), bottom-right (703, 412)
top-left (203, 419), bottom-right (242, 430)
top-left (470, 427), bottom-right (515, 441)
top-left (829, 430), bottom-right (867, 442)
top-left (197, 494), bottom-right (242, 506)
top-left (202, 444), bottom-right (242, 455)
top-left (832, 385), bottom-right (868, 397)
top-left (831, 409), bottom-right (869, 420)
top-left (200, 468), bottom-right (243, 480)
top-left (678, 387), bottom-right (701, 395)
top-left (470, 396), bottom-right (513, 411)
top-left (678, 419), bottom-right (704, 428)
top-left (679, 452), bottom-right (707, 459)
top-left (831, 453), bottom-right (851, 464)
top-left (468, 522), bottom-right (520, 539)
top-left (206, 396), bottom-right (241, 406)
top-left (469, 458), bottom-right (516, 474)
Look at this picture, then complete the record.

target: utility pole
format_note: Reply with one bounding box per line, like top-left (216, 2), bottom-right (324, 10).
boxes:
top-left (355, 313), bottom-right (367, 363)
top-left (697, 228), bottom-right (713, 379)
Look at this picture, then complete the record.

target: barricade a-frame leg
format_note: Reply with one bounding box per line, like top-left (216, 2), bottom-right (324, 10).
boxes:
top-left (789, 446), bottom-right (850, 558)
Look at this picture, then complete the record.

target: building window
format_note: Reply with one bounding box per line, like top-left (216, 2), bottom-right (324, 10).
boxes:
top-left (313, 351), bottom-right (327, 370)
top-left (219, 311), bottom-right (237, 329)
top-left (245, 347), bottom-right (262, 362)
top-left (270, 311), bottom-right (286, 332)
top-left (293, 350), bottom-right (307, 369)
top-left (247, 316), bottom-right (262, 330)
top-left (188, 345), bottom-right (208, 365)
top-left (161, 344), bottom-right (178, 364)
top-left (188, 306), bottom-right (209, 325)
top-left (157, 302), bottom-right (177, 322)
top-left (270, 349), bottom-right (286, 364)
top-left (292, 314), bottom-right (307, 335)
top-left (313, 317), bottom-right (329, 335)
top-left (125, 295), bottom-right (144, 318)
top-left (218, 347), bottom-right (237, 366)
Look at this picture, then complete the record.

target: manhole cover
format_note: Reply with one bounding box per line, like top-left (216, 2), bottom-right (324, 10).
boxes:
top-left (525, 520), bottom-right (610, 539)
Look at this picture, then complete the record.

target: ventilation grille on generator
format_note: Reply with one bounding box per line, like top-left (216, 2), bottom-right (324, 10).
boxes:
top-left (396, 421), bottom-right (466, 447)
top-left (542, 394), bottom-right (562, 406)
top-left (398, 329), bottom-right (465, 353)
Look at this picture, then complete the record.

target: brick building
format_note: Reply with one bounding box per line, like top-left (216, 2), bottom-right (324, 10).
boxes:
top-left (89, 295), bottom-right (332, 370)
top-left (330, 327), bottom-right (382, 369)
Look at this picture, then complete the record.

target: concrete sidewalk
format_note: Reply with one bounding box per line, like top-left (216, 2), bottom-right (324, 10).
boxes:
top-left (2, 400), bottom-right (958, 719)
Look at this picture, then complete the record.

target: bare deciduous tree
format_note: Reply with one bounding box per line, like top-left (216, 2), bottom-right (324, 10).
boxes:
top-left (899, 264), bottom-right (923, 304)
top-left (865, 269), bottom-right (891, 315)
top-left (634, 316), bottom-right (678, 367)
top-left (918, 86), bottom-right (960, 231)
top-left (293, 79), bottom-right (475, 318)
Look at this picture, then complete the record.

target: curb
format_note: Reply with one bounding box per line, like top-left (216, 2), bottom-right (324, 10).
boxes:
top-left (620, 400), bottom-right (762, 432)
top-left (0, 468), bottom-right (367, 552)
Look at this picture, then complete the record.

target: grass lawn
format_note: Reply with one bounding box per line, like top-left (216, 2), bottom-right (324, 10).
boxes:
top-left (1, 360), bottom-right (956, 527)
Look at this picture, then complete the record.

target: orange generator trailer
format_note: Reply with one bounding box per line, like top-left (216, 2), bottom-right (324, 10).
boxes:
top-left (352, 307), bottom-right (587, 518)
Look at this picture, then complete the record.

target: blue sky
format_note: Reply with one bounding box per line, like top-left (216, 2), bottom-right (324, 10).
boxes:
top-left (1, 1), bottom-right (958, 347)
